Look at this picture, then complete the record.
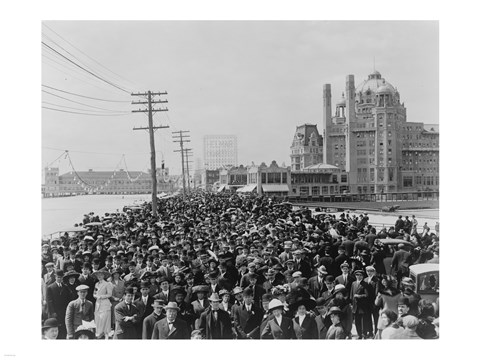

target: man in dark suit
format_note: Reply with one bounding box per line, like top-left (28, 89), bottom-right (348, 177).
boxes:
top-left (365, 265), bottom-right (380, 335)
top-left (77, 263), bottom-right (96, 305)
top-left (154, 277), bottom-right (175, 303)
top-left (199, 293), bottom-right (233, 339)
top-left (114, 287), bottom-right (140, 339)
top-left (293, 250), bottom-right (311, 278)
top-left (233, 288), bottom-right (264, 339)
top-left (308, 265), bottom-right (328, 299)
top-left (151, 302), bottom-right (190, 339)
top-left (46, 269), bottom-right (70, 339)
top-left (350, 270), bottom-right (371, 339)
top-left (317, 247), bottom-right (335, 275)
top-left (65, 284), bottom-right (94, 339)
top-left (391, 243), bottom-right (412, 285)
top-left (245, 273), bottom-right (266, 309)
top-left (134, 281), bottom-right (155, 338)
top-left (333, 245), bottom-right (349, 277)
top-left (335, 261), bottom-right (355, 298)
top-left (142, 299), bottom-right (166, 339)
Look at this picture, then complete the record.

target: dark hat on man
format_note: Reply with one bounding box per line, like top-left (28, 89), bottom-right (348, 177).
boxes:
top-left (243, 287), bottom-right (254, 297)
top-left (125, 286), bottom-right (135, 295)
top-left (55, 269), bottom-right (65, 278)
top-left (398, 296), bottom-right (411, 307)
top-left (208, 270), bottom-right (220, 279)
top-left (140, 280), bottom-right (150, 289)
top-left (152, 299), bottom-right (166, 308)
top-left (340, 261), bottom-right (350, 269)
top-left (354, 269), bottom-right (365, 276)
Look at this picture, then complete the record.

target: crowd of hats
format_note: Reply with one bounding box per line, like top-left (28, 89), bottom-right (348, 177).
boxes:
top-left (41, 191), bottom-right (440, 338)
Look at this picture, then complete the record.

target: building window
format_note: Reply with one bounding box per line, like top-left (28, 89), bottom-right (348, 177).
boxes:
top-left (261, 173), bottom-right (266, 184)
top-left (299, 187), bottom-right (309, 196)
top-left (341, 174), bottom-right (347, 183)
top-left (312, 186), bottom-right (320, 195)
top-left (403, 176), bottom-right (413, 188)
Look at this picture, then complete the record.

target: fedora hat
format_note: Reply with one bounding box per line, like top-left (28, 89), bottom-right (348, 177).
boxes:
top-left (164, 302), bottom-right (180, 311)
top-left (232, 286), bottom-right (243, 295)
top-left (208, 293), bottom-right (221, 302)
top-left (318, 265), bottom-right (328, 275)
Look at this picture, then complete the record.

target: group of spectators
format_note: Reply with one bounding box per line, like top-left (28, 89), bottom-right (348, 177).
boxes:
top-left (41, 191), bottom-right (439, 340)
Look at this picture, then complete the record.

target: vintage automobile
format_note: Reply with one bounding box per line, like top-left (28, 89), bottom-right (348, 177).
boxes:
top-left (409, 263), bottom-right (439, 303)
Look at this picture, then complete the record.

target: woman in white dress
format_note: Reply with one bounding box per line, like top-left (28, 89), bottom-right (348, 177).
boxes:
top-left (93, 269), bottom-right (113, 339)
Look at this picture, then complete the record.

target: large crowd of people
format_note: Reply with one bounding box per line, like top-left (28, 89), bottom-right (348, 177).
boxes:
top-left (41, 191), bottom-right (439, 340)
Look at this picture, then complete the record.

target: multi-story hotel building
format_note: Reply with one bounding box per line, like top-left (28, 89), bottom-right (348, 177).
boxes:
top-left (203, 135), bottom-right (238, 170)
top-left (323, 70), bottom-right (439, 194)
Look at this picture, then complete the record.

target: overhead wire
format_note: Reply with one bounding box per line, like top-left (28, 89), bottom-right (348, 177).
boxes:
top-left (42, 23), bottom-right (139, 89)
top-left (42, 101), bottom-right (127, 114)
top-left (42, 85), bottom-right (131, 103)
top-left (42, 41), bottom-right (131, 94)
top-left (42, 90), bottom-right (129, 112)
top-left (42, 54), bottom-right (130, 96)
top-left (42, 107), bottom-right (130, 116)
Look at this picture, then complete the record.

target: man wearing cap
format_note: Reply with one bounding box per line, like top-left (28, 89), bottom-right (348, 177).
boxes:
top-left (142, 299), bottom-right (166, 339)
top-left (46, 269), bottom-right (70, 339)
top-left (350, 269), bottom-right (371, 339)
top-left (44, 262), bottom-right (56, 286)
top-left (233, 288), bottom-right (264, 339)
top-left (240, 261), bottom-right (257, 289)
top-left (151, 302), bottom-right (190, 339)
top-left (198, 293), bottom-right (233, 339)
top-left (335, 261), bottom-right (355, 298)
top-left (65, 284), bottom-right (94, 339)
top-left (114, 287), bottom-right (140, 339)
top-left (42, 318), bottom-right (60, 340)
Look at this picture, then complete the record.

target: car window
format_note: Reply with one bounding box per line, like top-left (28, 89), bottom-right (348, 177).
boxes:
top-left (417, 272), bottom-right (439, 293)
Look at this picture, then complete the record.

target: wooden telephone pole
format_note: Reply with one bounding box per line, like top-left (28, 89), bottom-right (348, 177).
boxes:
top-left (132, 91), bottom-right (168, 216)
top-left (172, 130), bottom-right (190, 197)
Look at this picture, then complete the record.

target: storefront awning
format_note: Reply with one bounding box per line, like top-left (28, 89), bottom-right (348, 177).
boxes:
top-left (262, 184), bottom-right (290, 192)
top-left (237, 184), bottom-right (257, 193)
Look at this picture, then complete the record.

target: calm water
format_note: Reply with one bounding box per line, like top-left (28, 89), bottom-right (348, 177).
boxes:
top-left (42, 194), bottom-right (152, 236)
top-left (43, 194), bottom-right (439, 237)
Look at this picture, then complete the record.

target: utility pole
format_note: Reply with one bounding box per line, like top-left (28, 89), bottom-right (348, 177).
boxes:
top-left (184, 148), bottom-right (193, 192)
top-left (132, 91), bottom-right (168, 217)
top-left (172, 130), bottom-right (190, 197)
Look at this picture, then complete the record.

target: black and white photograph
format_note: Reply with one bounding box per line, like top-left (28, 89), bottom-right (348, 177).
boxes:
top-left (1, 1), bottom-right (478, 358)
top-left (39, 19), bottom-right (439, 341)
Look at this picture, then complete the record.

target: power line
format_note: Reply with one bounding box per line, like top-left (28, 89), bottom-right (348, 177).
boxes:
top-left (42, 146), bottom-right (162, 156)
top-left (42, 23), bottom-right (139, 89)
top-left (42, 85), bottom-right (131, 103)
top-left (42, 101), bottom-right (127, 114)
top-left (42, 90), bottom-right (129, 112)
top-left (42, 106), bottom-right (129, 116)
top-left (42, 54), bottom-right (130, 96)
top-left (42, 41), bottom-right (131, 94)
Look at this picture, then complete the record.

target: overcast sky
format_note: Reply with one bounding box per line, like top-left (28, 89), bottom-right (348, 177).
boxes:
top-left (42, 21), bottom-right (438, 176)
